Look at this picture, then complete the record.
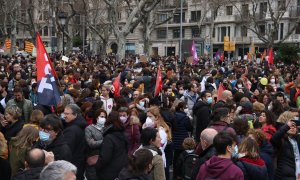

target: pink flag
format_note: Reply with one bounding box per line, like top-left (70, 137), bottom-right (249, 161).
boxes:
top-left (191, 40), bottom-right (198, 64)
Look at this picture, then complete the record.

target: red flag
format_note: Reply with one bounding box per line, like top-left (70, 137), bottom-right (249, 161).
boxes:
top-left (36, 33), bottom-right (57, 79)
top-left (261, 49), bottom-right (266, 60)
top-left (217, 84), bottom-right (226, 101)
top-left (113, 73), bottom-right (121, 97)
top-left (36, 32), bottom-right (61, 106)
top-left (268, 48), bottom-right (274, 65)
top-left (154, 66), bottom-right (162, 97)
top-left (220, 52), bottom-right (224, 62)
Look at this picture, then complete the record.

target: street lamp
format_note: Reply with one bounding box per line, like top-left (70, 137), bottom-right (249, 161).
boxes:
top-left (58, 12), bottom-right (67, 55)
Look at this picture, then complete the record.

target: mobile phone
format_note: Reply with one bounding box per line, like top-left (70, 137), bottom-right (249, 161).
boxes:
top-left (292, 120), bottom-right (300, 126)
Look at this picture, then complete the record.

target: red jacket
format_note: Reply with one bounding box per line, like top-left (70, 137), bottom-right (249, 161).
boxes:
top-left (124, 116), bottom-right (141, 155)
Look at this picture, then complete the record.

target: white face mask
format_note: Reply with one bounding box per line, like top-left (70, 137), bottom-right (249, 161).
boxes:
top-left (184, 108), bottom-right (189, 114)
top-left (143, 117), bottom-right (155, 128)
top-left (120, 116), bottom-right (128, 124)
top-left (237, 84), bottom-right (243, 88)
top-left (97, 117), bottom-right (106, 126)
top-left (270, 79), bottom-right (275, 84)
top-left (179, 90), bottom-right (184, 94)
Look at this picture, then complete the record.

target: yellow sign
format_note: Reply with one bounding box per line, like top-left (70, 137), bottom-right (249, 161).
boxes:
top-left (224, 36), bottom-right (235, 52)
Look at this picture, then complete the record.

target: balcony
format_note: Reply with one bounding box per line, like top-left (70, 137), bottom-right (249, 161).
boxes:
top-left (214, 15), bottom-right (237, 23)
top-left (234, 37), bottom-right (251, 44)
top-left (289, 6), bottom-right (300, 18)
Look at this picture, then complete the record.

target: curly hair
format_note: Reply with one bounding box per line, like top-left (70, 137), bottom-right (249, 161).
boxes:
top-left (232, 117), bottom-right (250, 136)
top-left (247, 129), bottom-right (267, 145)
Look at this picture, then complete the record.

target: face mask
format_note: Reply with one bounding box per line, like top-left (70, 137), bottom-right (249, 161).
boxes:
top-left (120, 116), bottom-right (128, 123)
top-left (179, 90), bottom-right (184, 94)
top-left (97, 117), bottom-right (106, 126)
top-left (39, 131), bottom-right (50, 142)
top-left (184, 108), bottom-right (189, 114)
top-left (231, 145), bottom-right (239, 158)
top-left (237, 84), bottom-right (243, 88)
top-left (207, 97), bottom-right (213, 104)
top-left (270, 79), bottom-right (275, 83)
top-left (139, 101), bottom-right (145, 107)
top-left (143, 117), bottom-right (155, 128)
top-left (128, 94), bottom-right (132, 99)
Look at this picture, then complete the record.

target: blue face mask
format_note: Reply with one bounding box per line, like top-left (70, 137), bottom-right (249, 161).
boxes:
top-left (207, 97), bottom-right (213, 104)
top-left (39, 131), bottom-right (51, 142)
top-left (139, 101), bottom-right (145, 107)
top-left (231, 145), bottom-right (239, 158)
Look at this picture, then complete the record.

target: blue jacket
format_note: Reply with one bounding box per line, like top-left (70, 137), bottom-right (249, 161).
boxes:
top-left (172, 111), bottom-right (192, 150)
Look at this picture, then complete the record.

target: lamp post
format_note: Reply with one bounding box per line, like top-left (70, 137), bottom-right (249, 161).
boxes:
top-left (179, 0), bottom-right (183, 63)
top-left (58, 12), bottom-right (67, 55)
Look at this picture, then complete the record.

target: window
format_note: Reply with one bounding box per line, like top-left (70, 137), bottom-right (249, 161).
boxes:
top-left (241, 26), bottom-right (247, 37)
top-left (280, 23), bottom-right (284, 39)
top-left (191, 27), bottom-right (200, 37)
top-left (260, 2), bottom-right (267, 19)
top-left (296, 23), bottom-right (300, 34)
top-left (226, 6), bottom-right (233, 15)
top-left (173, 29), bottom-right (185, 38)
top-left (125, 43), bottom-right (135, 55)
top-left (191, 11), bottom-right (201, 22)
top-left (158, 14), bottom-right (167, 22)
top-left (278, 0), bottom-right (286, 11)
top-left (259, 24), bottom-right (266, 35)
top-left (118, 12), bottom-right (122, 20)
top-left (173, 12), bottom-right (185, 23)
top-left (43, 26), bottom-right (48, 36)
top-left (213, 28), bottom-right (215, 38)
top-left (242, 4), bottom-right (249, 18)
top-left (157, 29), bottom-right (167, 39)
top-left (51, 27), bottom-right (56, 36)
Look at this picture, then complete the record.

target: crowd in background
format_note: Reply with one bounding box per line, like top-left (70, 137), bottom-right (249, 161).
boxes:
top-left (0, 52), bottom-right (300, 180)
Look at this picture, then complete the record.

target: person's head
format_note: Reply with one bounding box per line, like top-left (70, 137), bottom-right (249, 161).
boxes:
top-left (0, 81), bottom-right (8, 93)
top-left (238, 137), bottom-right (260, 159)
top-left (182, 137), bottom-right (196, 150)
top-left (201, 91), bottom-right (213, 104)
top-left (175, 101), bottom-right (186, 112)
top-left (213, 131), bottom-right (237, 157)
top-left (191, 83), bottom-right (199, 93)
top-left (252, 101), bottom-right (265, 114)
top-left (39, 114), bottom-right (63, 143)
top-left (275, 92), bottom-right (285, 105)
top-left (105, 111), bottom-right (124, 130)
top-left (258, 110), bottom-right (276, 126)
top-left (101, 85), bottom-right (110, 97)
top-left (247, 129), bottom-right (267, 145)
top-left (30, 109), bottom-right (44, 125)
top-left (118, 106), bottom-right (129, 123)
top-left (277, 111), bottom-right (296, 124)
top-left (15, 71), bottom-right (22, 80)
top-left (13, 126), bottom-right (39, 149)
top-left (232, 117), bottom-right (250, 136)
top-left (40, 160), bottom-right (77, 180)
top-left (133, 91), bottom-right (140, 100)
top-left (212, 107), bottom-right (231, 123)
top-left (13, 63), bottom-right (21, 72)
top-left (140, 127), bottom-right (161, 148)
top-left (200, 128), bottom-right (218, 150)
top-left (130, 148), bottom-right (153, 175)
top-left (259, 93), bottom-right (270, 105)
top-left (13, 86), bottom-right (24, 102)
top-left (221, 90), bottom-right (233, 102)
top-left (63, 104), bottom-right (81, 123)
top-left (93, 108), bottom-right (107, 125)
top-left (5, 105), bottom-right (22, 122)
top-left (25, 148), bottom-right (45, 169)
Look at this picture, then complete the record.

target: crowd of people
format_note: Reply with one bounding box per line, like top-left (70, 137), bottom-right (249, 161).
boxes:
top-left (0, 53), bottom-right (300, 180)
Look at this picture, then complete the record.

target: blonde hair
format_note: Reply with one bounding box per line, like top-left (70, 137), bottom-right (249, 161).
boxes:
top-left (239, 137), bottom-right (260, 159)
top-left (10, 126), bottom-right (39, 149)
top-left (277, 111), bottom-right (295, 124)
top-left (147, 106), bottom-right (172, 141)
top-left (30, 109), bottom-right (44, 125)
top-left (5, 105), bottom-right (22, 120)
top-left (252, 102), bottom-right (265, 112)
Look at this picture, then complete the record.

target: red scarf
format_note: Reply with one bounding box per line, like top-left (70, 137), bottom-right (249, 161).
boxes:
top-left (239, 157), bottom-right (265, 167)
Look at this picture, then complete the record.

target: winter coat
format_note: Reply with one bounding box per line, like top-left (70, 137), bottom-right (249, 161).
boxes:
top-left (9, 138), bottom-right (29, 176)
top-left (172, 111), bottom-right (192, 150)
top-left (0, 119), bottom-right (24, 143)
top-left (176, 150), bottom-right (196, 178)
top-left (12, 167), bottom-right (43, 180)
top-left (259, 141), bottom-right (274, 180)
top-left (192, 100), bottom-right (211, 142)
top-left (180, 91), bottom-right (199, 115)
top-left (236, 157), bottom-right (268, 180)
top-left (0, 157), bottom-right (11, 180)
top-left (208, 121), bottom-right (236, 136)
top-left (7, 98), bottom-right (33, 122)
top-left (261, 124), bottom-right (276, 141)
top-left (270, 124), bottom-right (300, 180)
top-left (138, 145), bottom-right (166, 180)
top-left (85, 124), bottom-right (104, 156)
top-left (191, 145), bottom-right (216, 180)
top-left (34, 132), bottom-right (72, 162)
top-left (96, 125), bottom-right (128, 180)
top-left (197, 155), bottom-right (244, 180)
top-left (63, 115), bottom-right (87, 180)
top-left (118, 168), bottom-right (150, 180)
top-left (124, 117), bottom-right (141, 155)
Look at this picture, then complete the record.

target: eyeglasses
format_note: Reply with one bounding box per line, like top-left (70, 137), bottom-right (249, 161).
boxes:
top-left (40, 128), bottom-right (53, 133)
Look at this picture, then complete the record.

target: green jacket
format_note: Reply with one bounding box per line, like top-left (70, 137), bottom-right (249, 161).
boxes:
top-left (7, 98), bottom-right (33, 123)
top-left (9, 138), bottom-right (29, 176)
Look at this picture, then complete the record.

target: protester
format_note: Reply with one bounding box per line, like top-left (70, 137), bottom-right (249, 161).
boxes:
top-left (209, 107), bottom-right (236, 135)
top-left (39, 160), bottom-right (77, 180)
top-left (258, 110), bottom-right (276, 140)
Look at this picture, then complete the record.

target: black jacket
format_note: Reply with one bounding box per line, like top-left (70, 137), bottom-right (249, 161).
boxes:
top-left (191, 145), bottom-right (216, 180)
top-left (192, 100), bottom-right (211, 142)
top-left (63, 115), bottom-right (87, 180)
top-left (0, 120), bottom-right (24, 143)
top-left (259, 141), bottom-right (274, 180)
top-left (172, 111), bottom-right (192, 150)
top-left (12, 167), bottom-right (43, 180)
top-left (118, 167), bottom-right (150, 180)
top-left (0, 157), bottom-right (11, 180)
top-left (96, 125), bottom-right (128, 180)
top-left (236, 158), bottom-right (268, 180)
top-left (270, 124), bottom-right (299, 180)
top-left (34, 132), bottom-right (72, 162)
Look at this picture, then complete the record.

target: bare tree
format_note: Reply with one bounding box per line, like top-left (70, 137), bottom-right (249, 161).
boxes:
top-left (230, 0), bottom-right (300, 48)
top-left (103, 0), bottom-right (161, 60)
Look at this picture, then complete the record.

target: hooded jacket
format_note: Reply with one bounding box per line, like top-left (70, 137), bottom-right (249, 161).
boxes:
top-left (118, 167), bottom-right (150, 180)
top-left (236, 157), bottom-right (268, 180)
top-left (197, 155), bottom-right (244, 180)
top-left (192, 100), bottom-right (211, 142)
top-left (96, 125), bottom-right (128, 180)
top-left (172, 111), bottom-right (192, 150)
top-left (63, 115), bottom-right (87, 180)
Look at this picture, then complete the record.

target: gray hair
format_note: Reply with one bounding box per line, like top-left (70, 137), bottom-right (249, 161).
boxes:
top-left (65, 103), bottom-right (81, 115)
top-left (40, 160), bottom-right (77, 180)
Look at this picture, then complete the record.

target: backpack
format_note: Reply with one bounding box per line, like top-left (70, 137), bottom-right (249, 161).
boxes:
top-left (182, 153), bottom-right (199, 180)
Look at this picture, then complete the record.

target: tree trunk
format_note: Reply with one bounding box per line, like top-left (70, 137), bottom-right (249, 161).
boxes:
top-left (209, 15), bottom-right (215, 64)
top-left (117, 34), bottom-right (126, 61)
top-left (91, 32), bottom-right (98, 55)
top-left (10, 12), bottom-right (17, 55)
top-left (100, 40), bottom-right (107, 59)
top-left (66, 36), bottom-right (73, 55)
